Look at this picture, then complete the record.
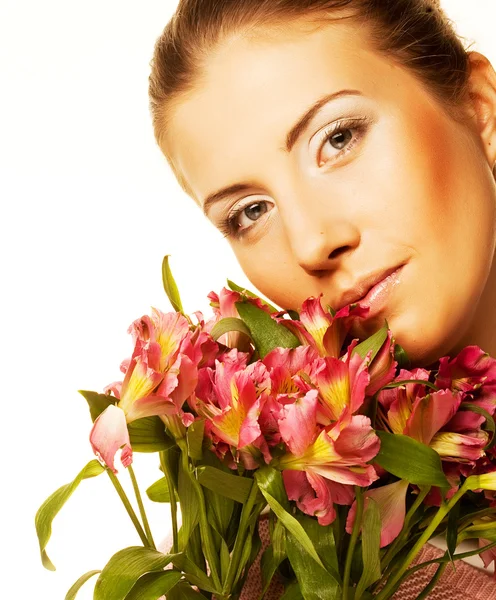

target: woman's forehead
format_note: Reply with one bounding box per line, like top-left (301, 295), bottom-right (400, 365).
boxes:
top-left (164, 19), bottom-right (422, 205)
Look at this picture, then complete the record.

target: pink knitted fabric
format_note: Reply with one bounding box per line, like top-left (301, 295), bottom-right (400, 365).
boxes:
top-left (238, 517), bottom-right (496, 600)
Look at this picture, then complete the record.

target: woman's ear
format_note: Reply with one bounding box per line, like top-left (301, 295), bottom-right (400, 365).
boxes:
top-left (465, 51), bottom-right (496, 166)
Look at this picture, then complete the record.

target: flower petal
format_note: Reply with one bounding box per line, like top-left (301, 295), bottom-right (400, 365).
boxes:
top-left (89, 405), bottom-right (132, 473)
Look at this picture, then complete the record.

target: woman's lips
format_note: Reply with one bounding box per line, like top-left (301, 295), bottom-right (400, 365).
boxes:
top-left (352, 264), bottom-right (405, 320)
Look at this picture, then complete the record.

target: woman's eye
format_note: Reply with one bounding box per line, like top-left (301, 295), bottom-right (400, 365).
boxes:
top-left (318, 118), bottom-right (369, 167)
top-left (219, 200), bottom-right (272, 239)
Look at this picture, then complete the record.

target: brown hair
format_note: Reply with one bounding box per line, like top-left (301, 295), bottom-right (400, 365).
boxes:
top-left (148, 0), bottom-right (472, 194)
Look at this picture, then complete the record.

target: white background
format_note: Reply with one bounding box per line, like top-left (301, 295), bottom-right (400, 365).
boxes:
top-left (1, 1), bottom-right (495, 598)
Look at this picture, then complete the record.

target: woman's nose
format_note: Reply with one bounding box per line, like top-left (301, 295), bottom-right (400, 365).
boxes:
top-left (281, 200), bottom-right (361, 274)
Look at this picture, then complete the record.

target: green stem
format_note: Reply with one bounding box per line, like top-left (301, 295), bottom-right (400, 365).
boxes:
top-left (106, 468), bottom-right (150, 547)
top-left (177, 438), bottom-right (222, 591)
top-left (343, 487), bottom-right (364, 600)
top-left (160, 451), bottom-right (178, 554)
top-left (128, 465), bottom-right (156, 549)
top-left (380, 486), bottom-right (430, 571)
top-left (375, 480), bottom-right (469, 600)
top-left (222, 479), bottom-right (260, 595)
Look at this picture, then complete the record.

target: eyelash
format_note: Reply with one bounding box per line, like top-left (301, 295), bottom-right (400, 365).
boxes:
top-left (218, 117), bottom-right (370, 239)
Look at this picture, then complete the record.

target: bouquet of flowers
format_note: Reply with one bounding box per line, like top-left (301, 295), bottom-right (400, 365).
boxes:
top-left (36, 256), bottom-right (496, 600)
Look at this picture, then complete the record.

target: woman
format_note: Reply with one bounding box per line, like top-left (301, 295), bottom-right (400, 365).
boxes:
top-left (149, 0), bottom-right (496, 596)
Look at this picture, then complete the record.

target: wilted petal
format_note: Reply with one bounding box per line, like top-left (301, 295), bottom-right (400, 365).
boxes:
top-left (90, 405), bottom-right (132, 473)
top-left (479, 539), bottom-right (496, 576)
top-left (430, 430), bottom-right (488, 462)
top-left (346, 480), bottom-right (409, 547)
top-left (366, 330), bottom-right (398, 396)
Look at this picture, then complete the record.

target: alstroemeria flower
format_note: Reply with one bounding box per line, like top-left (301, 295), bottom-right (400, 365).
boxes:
top-left (346, 479), bottom-right (410, 547)
top-left (90, 309), bottom-right (203, 472)
top-left (435, 345), bottom-right (496, 415)
top-left (277, 390), bottom-right (380, 525)
top-left (309, 338), bottom-right (370, 425)
top-left (479, 539), bottom-right (496, 579)
top-left (196, 349), bottom-right (271, 467)
top-left (275, 295), bottom-right (369, 358)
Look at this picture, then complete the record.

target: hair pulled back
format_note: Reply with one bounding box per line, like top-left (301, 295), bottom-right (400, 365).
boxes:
top-left (149, 0), bottom-right (471, 183)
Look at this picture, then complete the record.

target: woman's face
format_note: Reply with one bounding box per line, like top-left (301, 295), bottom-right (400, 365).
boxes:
top-left (164, 18), bottom-right (496, 366)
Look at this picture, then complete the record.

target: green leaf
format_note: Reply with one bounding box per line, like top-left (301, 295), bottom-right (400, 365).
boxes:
top-left (162, 255), bottom-right (184, 313)
top-left (220, 538), bottom-right (231, 585)
top-left (170, 552), bottom-right (218, 593)
top-left (260, 520), bottom-right (286, 598)
top-left (65, 570), bottom-right (101, 600)
top-left (210, 317), bottom-right (252, 342)
top-left (286, 528), bottom-right (340, 600)
top-left (394, 343), bottom-right (411, 370)
top-left (446, 498), bottom-right (460, 563)
top-left (254, 471), bottom-right (325, 571)
top-left (79, 390), bottom-right (175, 452)
top-left (93, 546), bottom-right (173, 600)
top-left (355, 499), bottom-right (381, 600)
top-left (187, 419), bottom-right (205, 460)
top-left (197, 465), bottom-right (257, 504)
top-left (146, 477), bottom-right (178, 503)
top-left (79, 390), bottom-right (114, 421)
top-left (227, 280), bottom-right (279, 313)
top-left (375, 432), bottom-right (450, 488)
top-left (280, 582), bottom-right (304, 600)
top-left (255, 467), bottom-right (291, 512)
top-left (166, 582), bottom-right (209, 599)
top-left (352, 323), bottom-right (389, 362)
top-left (294, 514), bottom-right (340, 582)
top-left (124, 570), bottom-right (182, 600)
top-left (177, 459), bottom-right (200, 549)
top-left (235, 301), bottom-right (300, 358)
top-left (35, 460), bottom-right (105, 570)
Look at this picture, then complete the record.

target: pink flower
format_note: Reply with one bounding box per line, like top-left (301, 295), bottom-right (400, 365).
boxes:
top-left (276, 295), bottom-right (369, 358)
top-left (479, 539), bottom-right (496, 579)
top-left (366, 330), bottom-right (398, 396)
top-left (277, 390), bottom-right (380, 525)
top-left (309, 338), bottom-right (370, 425)
top-left (435, 346), bottom-right (496, 415)
top-left (90, 309), bottom-right (204, 472)
top-left (346, 480), bottom-right (410, 547)
top-left (196, 349), bottom-right (271, 468)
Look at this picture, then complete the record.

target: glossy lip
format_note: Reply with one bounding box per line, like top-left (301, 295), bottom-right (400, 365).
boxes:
top-left (335, 264), bottom-right (406, 313)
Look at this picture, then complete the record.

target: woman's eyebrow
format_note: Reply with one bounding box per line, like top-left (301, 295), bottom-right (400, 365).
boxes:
top-left (283, 88), bottom-right (363, 153)
top-left (201, 88), bottom-right (362, 216)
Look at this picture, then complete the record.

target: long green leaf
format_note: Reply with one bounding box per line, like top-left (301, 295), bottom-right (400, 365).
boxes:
top-left (166, 582), bottom-right (209, 599)
top-left (93, 546), bottom-right (173, 600)
top-left (352, 323), bottom-right (388, 362)
top-left (210, 317), bottom-right (252, 341)
top-left (375, 432), bottom-right (450, 488)
top-left (65, 570), bottom-right (101, 600)
top-left (79, 390), bottom-right (175, 452)
top-left (355, 499), bottom-right (381, 600)
top-left (260, 520), bottom-right (286, 599)
top-left (124, 570), bottom-right (182, 600)
top-left (35, 460), bottom-right (105, 570)
top-left (146, 477), bottom-right (178, 502)
top-left (162, 255), bottom-right (184, 313)
top-left (235, 301), bottom-right (300, 358)
top-left (286, 529), bottom-right (340, 600)
top-left (177, 458), bottom-right (200, 549)
top-left (197, 466), bottom-right (257, 504)
top-left (170, 552), bottom-right (218, 593)
top-left (254, 479), bottom-right (324, 570)
top-left (187, 419), bottom-right (205, 460)
top-left (280, 582), bottom-right (304, 600)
